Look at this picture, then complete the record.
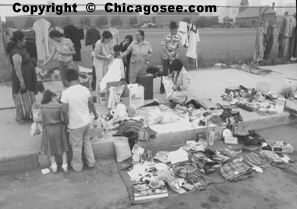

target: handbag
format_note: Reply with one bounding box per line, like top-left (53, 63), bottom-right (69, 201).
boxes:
top-left (14, 89), bottom-right (35, 121)
top-left (232, 122), bottom-right (249, 137)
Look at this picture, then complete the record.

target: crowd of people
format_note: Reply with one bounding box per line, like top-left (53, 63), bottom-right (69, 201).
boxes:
top-left (6, 21), bottom-right (190, 173)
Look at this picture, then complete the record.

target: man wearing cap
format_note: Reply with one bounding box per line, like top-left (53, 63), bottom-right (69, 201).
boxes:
top-left (160, 21), bottom-right (183, 94)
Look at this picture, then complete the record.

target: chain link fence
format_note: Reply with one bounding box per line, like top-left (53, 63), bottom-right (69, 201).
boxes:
top-left (0, 4), bottom-right (296, 81)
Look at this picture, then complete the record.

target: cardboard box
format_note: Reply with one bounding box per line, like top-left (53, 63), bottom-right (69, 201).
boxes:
top-left (106, 81), bottom-right (129, 107)
top-left (128, 84), bottom-right (144, 108)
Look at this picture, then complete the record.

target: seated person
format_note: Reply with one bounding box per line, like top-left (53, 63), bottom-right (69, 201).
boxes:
top-left (168, 59), bottom-right (190, 104)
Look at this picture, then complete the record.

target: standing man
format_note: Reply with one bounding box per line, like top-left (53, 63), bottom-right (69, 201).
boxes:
top-left (61, 69), bottom-right (98, 172)
top-left (160, 21), bottom-right (183, 94)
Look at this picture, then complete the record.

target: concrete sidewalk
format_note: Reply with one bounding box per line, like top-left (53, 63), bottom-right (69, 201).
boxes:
top-left (0, 64), bottom-right (296, 174)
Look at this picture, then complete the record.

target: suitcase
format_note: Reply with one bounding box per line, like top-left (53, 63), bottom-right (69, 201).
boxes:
top-left (137, 74), bottom-right (153, 100)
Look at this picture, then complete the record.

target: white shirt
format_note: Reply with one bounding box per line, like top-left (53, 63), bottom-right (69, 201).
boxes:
top-left (60, 84), bottom-right (91, 129)
top-left (32, 18), bottom-right (51, 61)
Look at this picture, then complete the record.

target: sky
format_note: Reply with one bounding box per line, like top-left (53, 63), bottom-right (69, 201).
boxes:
top-left (0, 0), bottom-right (295, 20)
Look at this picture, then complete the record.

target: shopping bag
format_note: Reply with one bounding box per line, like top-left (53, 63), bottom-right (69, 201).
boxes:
top-left (30, 122), bottom-right (41, 136)
top-left (162, 76), bottom-right (174, 99)
top-left (15, 90), bottom-right (35, 121)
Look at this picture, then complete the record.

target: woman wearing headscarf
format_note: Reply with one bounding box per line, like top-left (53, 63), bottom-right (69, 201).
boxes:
top-left (168, 59), bottom-right (190, 104)
top-left (119, 34), bottom-right (133, 83)
top-left (6, 30), bottom-right (38, 122)
top-left (119, 30), bottom-right (153, 83)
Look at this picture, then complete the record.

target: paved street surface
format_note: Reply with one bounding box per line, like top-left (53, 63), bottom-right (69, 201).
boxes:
top-left (0, 124), bottom-right (296, 209)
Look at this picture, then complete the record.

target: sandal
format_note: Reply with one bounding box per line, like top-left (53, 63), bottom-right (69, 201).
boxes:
top-left (50, 164), bottom-right (57, 174)
top-left (62, 164), bottom-right (69, 174)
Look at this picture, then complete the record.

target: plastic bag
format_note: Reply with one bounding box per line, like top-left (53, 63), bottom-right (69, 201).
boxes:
top-left (146, 107), bottom-right (164, 126)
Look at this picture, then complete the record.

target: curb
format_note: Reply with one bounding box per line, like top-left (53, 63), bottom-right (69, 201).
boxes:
top-left (1, 112), bottom-right (297, 176)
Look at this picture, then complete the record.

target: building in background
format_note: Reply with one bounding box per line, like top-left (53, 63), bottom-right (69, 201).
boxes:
top-left (236, 2), bottom-right (276, 27)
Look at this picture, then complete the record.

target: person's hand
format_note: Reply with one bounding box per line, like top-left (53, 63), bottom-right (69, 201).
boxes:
top-left (20, 82), bottom-right (26, 89)
top-left (172, 84), bottom-right (177, 90)
top-left (94, 113), bottom-right (99, 120)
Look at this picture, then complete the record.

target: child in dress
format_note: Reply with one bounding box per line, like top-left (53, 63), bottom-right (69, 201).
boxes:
top-left (40, 90), bottom-right (70, 173)
top-left (31, 58), bottom-right (47, 94)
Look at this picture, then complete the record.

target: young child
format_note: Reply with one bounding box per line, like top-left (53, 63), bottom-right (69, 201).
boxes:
top-left (40, 90), bottom-right (70, 173)
top-left (91, 44), bottom-right (96, 91)
top-left (31, 58), bottom-right (47, 94)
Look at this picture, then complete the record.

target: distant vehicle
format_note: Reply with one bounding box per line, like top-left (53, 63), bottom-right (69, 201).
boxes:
top-left (140, 23), bottom-right (156, 28)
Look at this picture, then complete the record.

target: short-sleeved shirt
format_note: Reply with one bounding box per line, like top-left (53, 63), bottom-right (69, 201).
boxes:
top-left (126, 40), bottom-right (153, 64)
top-left (52, 38), bottom-right (74, 63)
top-left (161, 33), bottom-right (182, 60)
top-left (60, 84), bottom-right (91, 129)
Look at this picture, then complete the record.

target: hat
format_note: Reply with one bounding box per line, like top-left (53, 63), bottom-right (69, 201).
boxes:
top-left (210, 115), bottom-right (223, 126)
top-left (169, 21), bottom-right (178, 29)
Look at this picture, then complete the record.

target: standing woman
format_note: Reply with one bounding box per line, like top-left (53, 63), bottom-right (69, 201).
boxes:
top-left (6, 31), bottom-right (38, 122)
top-left (119, 34), bottom-right (133, 83)
top-left (42, 30), bottom-right (76, 88)
top-left (119, 30), bottom-right (153, 83)
top-left (93, 30), bottom-right (114, 96)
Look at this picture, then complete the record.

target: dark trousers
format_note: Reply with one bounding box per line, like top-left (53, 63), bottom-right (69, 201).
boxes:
top-left (91, 66), bottom-right (96, 90)
top-left (124, 62), bottom-right (130, 84)
top-left (160, 59), bottom-right (172, 92)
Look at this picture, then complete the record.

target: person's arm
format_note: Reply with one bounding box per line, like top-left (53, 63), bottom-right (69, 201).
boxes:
top-left (119, 43), bottom-right (133, 59)
top-left (42, 48), bottom-right (57, 66)
top-left (94, 42), bottom-right (109, 60)
top-left (61, 103), bottom-right (69, 127)
top-left (144, 43), bottom-right (153, 64)
top-left (177, 72), bottom-right (190, 91)
top-left (12, 54), bottom-right (25, 89)
top-left (38, 68), bottom-right (48, 77)
top-left (172, 39), bottom-right (183, 56)
top-left (88, 97), bottom-right (98, 119)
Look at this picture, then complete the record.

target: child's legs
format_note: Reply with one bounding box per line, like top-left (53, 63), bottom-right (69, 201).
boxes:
top-left (59, 61), bottom-right (67, 87)
top-left (95, 64), bottom-right (104, 97)
top-left (82, 123), bottom-right (96, 168)
top-left (69, 127), bottom-right (84, 172)
top-left (62, 152), bottom-right (67, 165)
